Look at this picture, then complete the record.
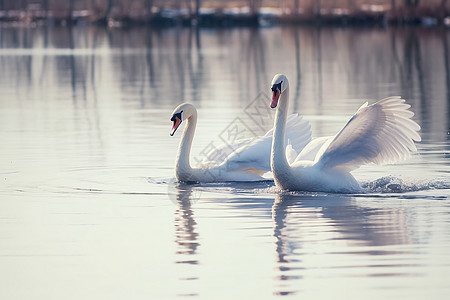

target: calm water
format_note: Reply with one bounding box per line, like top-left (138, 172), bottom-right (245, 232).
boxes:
top-left (1, 25), bottom-right (450, 299)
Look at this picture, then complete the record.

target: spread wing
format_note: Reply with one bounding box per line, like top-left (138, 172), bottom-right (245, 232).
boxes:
top-left (314, 97), bottom-right (421, 172)
top-left (293, 136), bottom-right (333, 163)
top-left (208, 114), bottom-right (311, 172)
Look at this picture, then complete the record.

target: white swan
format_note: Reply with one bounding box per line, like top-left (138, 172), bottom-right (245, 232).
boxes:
top-left (170, 103), bottom-right (312, 182)
top-left (269, 74), bottom-right (421, 193)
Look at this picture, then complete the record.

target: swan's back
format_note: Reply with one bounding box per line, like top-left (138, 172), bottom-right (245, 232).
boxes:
top-left (201, 114), bottom-right (312, 172)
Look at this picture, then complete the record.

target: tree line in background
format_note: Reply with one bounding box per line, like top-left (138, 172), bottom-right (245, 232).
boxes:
top-left (0, 0), bottom-right (448, 25)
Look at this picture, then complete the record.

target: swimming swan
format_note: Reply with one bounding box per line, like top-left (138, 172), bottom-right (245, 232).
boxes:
top-left (269, 74), bottom-right (421, 193)
top-left (170, 103), bottom-right (312, 182)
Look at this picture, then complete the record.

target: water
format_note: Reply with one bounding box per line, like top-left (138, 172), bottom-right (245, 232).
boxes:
top-left (0, 25), bottom-right (449, 299)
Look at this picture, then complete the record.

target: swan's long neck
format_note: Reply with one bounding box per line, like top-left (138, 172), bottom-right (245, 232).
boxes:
top-left (176, 110), bottom-right (197, 180)
top-left (271, 87), bottom-right (291, 179)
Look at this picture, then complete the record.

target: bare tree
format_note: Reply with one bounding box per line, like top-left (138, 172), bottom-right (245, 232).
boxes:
top-left (69, 0), bottom-right (74, 19)
top-left (348, 0), bottom-right (356, 9)
top-left (106, 0), bottom-right (113, 19)
top-left (404, 0), bottom-right (420, 7)
top-left (185, 0), bottom-right (192, 17)
top-left (248, 0), bottom-right (261, 15)
top-left (147, 0), bottom-right (153, 18)
top-left (195, 0), bottom-right (200, 19)
top-left (315, 0), bottom-right (321, 16)
top-left (391, 0), bottom-right (396, 9)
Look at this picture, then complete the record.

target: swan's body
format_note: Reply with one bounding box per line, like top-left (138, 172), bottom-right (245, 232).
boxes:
top-left (170, 103), bottom-right (311, 183)
top-left (269, 74), bottom-right (421, 193)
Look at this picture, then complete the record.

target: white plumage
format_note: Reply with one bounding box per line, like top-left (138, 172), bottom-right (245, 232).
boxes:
top-left (314, 97), bottom-right (421, 171)
top-left (269, 74), bottom-right (421, 193)
top-left (170, 103), bottom-right (312, 182)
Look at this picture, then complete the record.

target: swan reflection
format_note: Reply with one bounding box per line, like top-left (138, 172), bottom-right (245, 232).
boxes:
top-left (271, 193), bottom-right (418, 296)
top-left (172, 183), bottom-right (201, 297)
top-left (173, 183), bottom-right (200, 261)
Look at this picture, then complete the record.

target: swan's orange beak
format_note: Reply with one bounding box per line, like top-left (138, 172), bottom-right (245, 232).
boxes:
top-left (170, 116), bottom-right (182, 136)
top-left (271, 87), bottom-right (280, 108)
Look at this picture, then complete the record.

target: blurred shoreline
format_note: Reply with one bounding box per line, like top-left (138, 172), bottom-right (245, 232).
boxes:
top-left (0, 1), bottom-right (449, 27)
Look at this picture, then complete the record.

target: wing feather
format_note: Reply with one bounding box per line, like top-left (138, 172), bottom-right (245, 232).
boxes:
top-left (209, 114), bottom-right (312, 172)
top-left (315, 96), bottom-right (421, 172)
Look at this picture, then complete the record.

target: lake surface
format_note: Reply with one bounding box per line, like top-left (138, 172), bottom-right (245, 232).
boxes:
top-left (1, 24), bottom-right (450, 299)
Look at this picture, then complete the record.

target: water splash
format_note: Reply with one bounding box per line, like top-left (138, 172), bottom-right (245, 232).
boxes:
top-left (155, 176), bottom-right (450, 199)
top-left (361, 176), bottom-right (450, 194)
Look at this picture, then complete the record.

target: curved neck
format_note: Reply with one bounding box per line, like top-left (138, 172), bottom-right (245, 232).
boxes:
top-left (176, 111), bottom-right (197, 179)
top-left (271, 87), bottom-right (291, 173)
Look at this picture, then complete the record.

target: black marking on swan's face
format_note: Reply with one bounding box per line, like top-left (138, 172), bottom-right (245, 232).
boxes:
top-left (170, 111), bottom-right (183, 136)
top-left (271, 81), bottom-right (282, 93)
top-left (271, 81), bottom-right (283, 108)
top-left (171, 111), bottom-right (183, 122)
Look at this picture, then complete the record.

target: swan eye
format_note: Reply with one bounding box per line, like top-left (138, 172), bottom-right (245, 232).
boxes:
top-left (171, 111), bottom-right (183, 122)
top-left (271, 82), bottom-right (282, 93)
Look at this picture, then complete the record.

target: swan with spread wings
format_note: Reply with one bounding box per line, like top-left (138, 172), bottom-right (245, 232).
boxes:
top-left (269, 74), bottom-right (421, 193)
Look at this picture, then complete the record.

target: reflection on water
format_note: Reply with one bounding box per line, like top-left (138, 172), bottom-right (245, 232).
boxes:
top-left (174, 184), bottom-right (200, 261)
top-left (271, 193), bottom-right (424, 296)
top-left (272, 194), bottom-right (304, 296)
top-left (1, 25), bottom-right (450, 299)
top-left (2, 25), bottom-right (450, 171)
top-left (1, 26), bottom-right (449, 103)
top-left (1, 26), bottom-right (449, 139)
top-left (173, 184), bottom-right (200, 297)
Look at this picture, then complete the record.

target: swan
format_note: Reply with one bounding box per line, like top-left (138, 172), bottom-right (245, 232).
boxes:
top-left (269, 74), bottom-right (421, 193)
top-left (170, 103), bottom-right (312, 182)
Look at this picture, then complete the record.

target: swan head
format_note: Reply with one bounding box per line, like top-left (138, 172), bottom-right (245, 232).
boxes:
top-left (170, 103), bottom-right (196, 136)
top-left (270, 74), bottom-right (289, 108)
